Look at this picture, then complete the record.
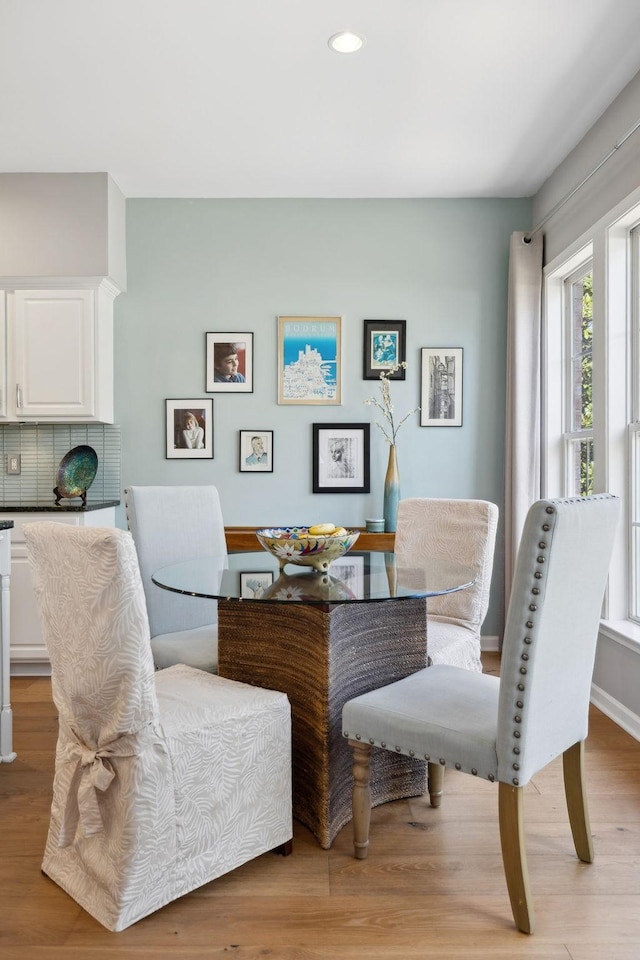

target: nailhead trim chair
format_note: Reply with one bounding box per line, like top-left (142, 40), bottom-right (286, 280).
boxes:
top-left (25, 521), bottom-right (292, 931)
top-left (124, 485), bottom-right (226, 672)
top-left (342, 494), bottom-right (620, 934)
top-left (394, 498), bottom-right (499, 672)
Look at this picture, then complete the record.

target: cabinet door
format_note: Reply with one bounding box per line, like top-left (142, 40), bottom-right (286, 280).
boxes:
top-left (0, 293), bottom-right (7, 419)
top-left (12, 289), bottom-right (95, 419)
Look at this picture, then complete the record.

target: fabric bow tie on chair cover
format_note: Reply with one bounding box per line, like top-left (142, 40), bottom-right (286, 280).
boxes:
top-left (57, 725), bottom-right (143, 847)
top-left (24, 520), bottom-right (292, 932)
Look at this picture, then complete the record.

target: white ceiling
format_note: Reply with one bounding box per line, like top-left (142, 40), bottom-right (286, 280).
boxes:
top-left (2, 0), bottom-right (640, 199)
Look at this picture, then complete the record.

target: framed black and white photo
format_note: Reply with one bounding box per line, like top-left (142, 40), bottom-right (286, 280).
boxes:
top-left (165, 398), bottom-right (214, 458)
top-left (312, 422), bottom-right (370, 493)
top-left (240, 571), bottom-right (275, 599)
top-left (420, 348), bottom-right (463, 426)
top-left (363, 319), bottom-right (406, 380)
top-left (239, 430), bottom-right (273, 472)
top-left (206, 332), bottom-right (254, 392)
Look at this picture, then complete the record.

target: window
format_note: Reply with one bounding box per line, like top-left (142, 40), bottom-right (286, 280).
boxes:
top-left (543, 187), bottom-right (640, 632)
top-left (564, 265), bottom-right (594, 497)
top-left (629, 225), bottom-right (640, 620)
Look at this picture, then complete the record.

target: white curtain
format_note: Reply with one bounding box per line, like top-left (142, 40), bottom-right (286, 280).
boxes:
top-left (504, 230), bottom-right (543, 627)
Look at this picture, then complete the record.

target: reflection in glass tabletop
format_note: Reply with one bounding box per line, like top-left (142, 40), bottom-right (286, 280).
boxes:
top-left (152, 550), bottom-right (475, 605)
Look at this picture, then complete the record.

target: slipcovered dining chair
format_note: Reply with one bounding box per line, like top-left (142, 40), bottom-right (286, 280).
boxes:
top-left (394, 497), bottom-right (499, 672)
top-left (24, 521), bottom-right (292, 932)
top-left (125, 485), bottom-right (226, 672)
top-left (342, 494), bottom-right (620, 933)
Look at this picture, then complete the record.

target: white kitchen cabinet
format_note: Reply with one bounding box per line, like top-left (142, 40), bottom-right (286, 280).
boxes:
top-left (0, 293), bottom-right (7, 418)
top-left (2, 507), bottom-right (117, 674)
top-left (0, 279), bottom-right (118, 423)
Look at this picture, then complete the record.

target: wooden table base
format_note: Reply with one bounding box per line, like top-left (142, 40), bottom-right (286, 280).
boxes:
top-left (217, 597), bottom-right (428, 848)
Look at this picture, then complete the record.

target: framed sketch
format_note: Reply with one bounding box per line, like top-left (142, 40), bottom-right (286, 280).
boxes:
top-left (239, 430), bottom-right (273, 472)
top-left (363, 319), bottom-right (406, 380)
top-left (420, 348), bottom-right (463, 426)
top-left (278, 316), bottom-right (342, 404)
top-left (166, 398), bottom-right (214, 458)
top-left (206, 332), bottom-right (253, 392)
top-left (312, 422), bottom-right (370, 493)
top-left (240, 571), bottom-right (275, 599)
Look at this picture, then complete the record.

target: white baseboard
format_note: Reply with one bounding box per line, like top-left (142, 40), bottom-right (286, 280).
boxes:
top-left (480, 635), bottom-right (500, 652)
top-left (590, 682), bottom-right (640, 742)
top-left (10, 661), bottom-right (51, 677)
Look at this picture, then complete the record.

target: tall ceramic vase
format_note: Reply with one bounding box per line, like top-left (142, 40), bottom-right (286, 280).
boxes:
top-left (383, 444), bottom-right (400, 533)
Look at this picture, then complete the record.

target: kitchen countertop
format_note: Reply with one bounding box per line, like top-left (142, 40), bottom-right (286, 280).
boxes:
top-left (0, 501), bottom-right (120, 513)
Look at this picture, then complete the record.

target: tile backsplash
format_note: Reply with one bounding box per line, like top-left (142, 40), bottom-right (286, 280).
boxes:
top-left (0, 424), bottom-right (121, 503)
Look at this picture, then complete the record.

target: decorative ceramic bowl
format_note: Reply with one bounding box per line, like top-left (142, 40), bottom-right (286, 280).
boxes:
top-left (256, 526), bottom-right (360, 572)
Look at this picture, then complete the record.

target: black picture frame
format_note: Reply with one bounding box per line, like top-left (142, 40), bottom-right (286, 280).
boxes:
top-left (239, 430), bottom-right (274, 472)
top-left (205, 332), bottom-right (254, 393)
top-left (420, 347), bottom-right (463, 426)
top-left (165, 398), bottom-right (214, 459)
top-left (312, 422), bottom-right (370, 494)
top-left (363, 319), bottom-right (406, 380)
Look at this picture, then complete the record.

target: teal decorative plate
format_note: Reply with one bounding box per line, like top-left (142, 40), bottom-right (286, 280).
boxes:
top-left (54, 445), bottom-right (98, 504)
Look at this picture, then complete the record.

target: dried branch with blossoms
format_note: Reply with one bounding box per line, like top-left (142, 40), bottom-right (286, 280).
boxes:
top-left (364, 362), bottom-right (420, 445)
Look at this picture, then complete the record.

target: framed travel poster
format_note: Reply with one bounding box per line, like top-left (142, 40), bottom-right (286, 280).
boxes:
top-left (278, 316), bottom-right (342, 404)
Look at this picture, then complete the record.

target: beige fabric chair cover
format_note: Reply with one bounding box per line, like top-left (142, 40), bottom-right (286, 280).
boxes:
top-left (394, 498), bottom-right (499, 671)
top-left (24, 521), bottom-right (292, 932)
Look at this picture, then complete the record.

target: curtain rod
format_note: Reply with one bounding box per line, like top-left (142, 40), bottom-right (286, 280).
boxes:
top-left (526, 115), bottom-right (640, 240)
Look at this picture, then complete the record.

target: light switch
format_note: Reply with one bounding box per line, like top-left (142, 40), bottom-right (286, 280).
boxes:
top-left (7, 454), bottom-right (21, 475)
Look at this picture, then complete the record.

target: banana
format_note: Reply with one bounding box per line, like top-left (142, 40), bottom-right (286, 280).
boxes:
top-left (308, 523), bottom-right (337, 536)
top-left (333, 527), bottom-right (348, 537)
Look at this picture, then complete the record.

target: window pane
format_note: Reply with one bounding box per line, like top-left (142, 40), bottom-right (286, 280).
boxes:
top-left (567, 436), bottom-right (594, 497)
top-left (570, 272), bottom-right (593, 431)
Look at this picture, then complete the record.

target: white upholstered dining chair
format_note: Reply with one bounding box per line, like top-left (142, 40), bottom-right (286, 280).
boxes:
top-left (342, 494), bottom-right (620, 933)
top-left (394, 497), bottom-right (499, 672)
top-left (24, 521), bottom-right (292, 932)
top-left (124, 484), bottom-right (226, 672)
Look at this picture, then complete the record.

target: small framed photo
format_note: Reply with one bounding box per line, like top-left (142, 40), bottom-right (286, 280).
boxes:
top-left (166, 399), bottom-right (214, 459)
top-left (240, 571), bottom-right (275, 599)
top-left (363, 320), bottom-right (406, 380)
top-left (278, 316), bottom-right (342, 404)
top-left (420, 348), bottom-right (463, 426)
top-left (206, 332), bottom-right (253, 392)
top-left (312, 423), bottom-right (370, 494)
top-left (239, 430), bottom-right (273, 472)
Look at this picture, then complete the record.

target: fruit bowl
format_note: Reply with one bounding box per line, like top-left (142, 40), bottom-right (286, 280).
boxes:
top-left (256, 525), bottom-right (360, 572)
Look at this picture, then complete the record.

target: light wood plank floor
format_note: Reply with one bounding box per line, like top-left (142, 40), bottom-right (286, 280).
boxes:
top-left (2, 653), bottom-right (640, 959)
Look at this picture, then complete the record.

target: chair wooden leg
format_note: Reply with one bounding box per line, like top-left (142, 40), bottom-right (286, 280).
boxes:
top-left (563, 739), bottom-right (594, 863)
top-left (349, 739), bottom-right (372, 860)
top-left (274, 839), bottom-right (293, 856)
top-left (498, 782), bottom-right (535, 934)
top-left (428, 761), bottom-right (444, 807)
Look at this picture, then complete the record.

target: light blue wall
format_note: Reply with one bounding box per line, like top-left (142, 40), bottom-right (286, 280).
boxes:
top-left (115, 198), bottom-right (531, 637)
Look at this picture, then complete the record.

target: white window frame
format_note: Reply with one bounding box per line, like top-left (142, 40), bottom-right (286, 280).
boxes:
top-left (562, 262), bottom-right (594, 497)
top-left (543, 183), bottom-right (640, 640)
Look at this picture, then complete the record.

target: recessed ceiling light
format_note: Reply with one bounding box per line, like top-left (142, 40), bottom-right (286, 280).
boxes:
top-left (328, 31), bottom-right (365, 54)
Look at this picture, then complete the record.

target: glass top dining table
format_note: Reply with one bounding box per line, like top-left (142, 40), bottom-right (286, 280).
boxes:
top-left (152, 549), bottom-right (475, 604)
top-left (151, 549), bottom-right (475, 849)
